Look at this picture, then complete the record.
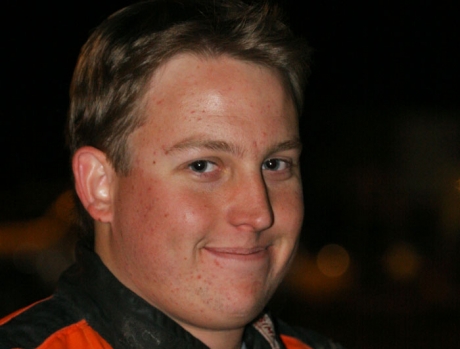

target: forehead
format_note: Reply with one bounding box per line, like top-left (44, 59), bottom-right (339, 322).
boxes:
top-left (141, 53), bottom-right (296, 117)
top-left (127, 53), bottom-right (298, 157)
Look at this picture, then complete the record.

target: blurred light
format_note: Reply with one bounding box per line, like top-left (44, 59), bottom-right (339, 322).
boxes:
top-left (316, 244), bottom-right (350, 278)
top-left (0, 190), bottom-right (75, 257)
top-left (382, 241), bottom-right (422, 281)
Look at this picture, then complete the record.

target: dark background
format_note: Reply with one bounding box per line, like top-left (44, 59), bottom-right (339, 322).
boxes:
top-left (1, 1), bottom-right (459, 348)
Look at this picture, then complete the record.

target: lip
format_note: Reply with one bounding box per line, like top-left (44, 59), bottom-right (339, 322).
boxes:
top-left (203, 246), bottom-right (269, 262)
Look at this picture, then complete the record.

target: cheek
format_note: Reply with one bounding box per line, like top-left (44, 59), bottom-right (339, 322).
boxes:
top-left (182, 196), bottom-right (219, 226)
top-left (273, 184), bottom-right (304, 231)
top-left (116, 180), bottom-right (162, 229)
top-left (117, 176), bottom-right (218, 244)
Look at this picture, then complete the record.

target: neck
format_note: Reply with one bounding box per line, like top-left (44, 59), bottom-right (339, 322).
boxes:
top-left (180, 324), bottom-right (244, 349)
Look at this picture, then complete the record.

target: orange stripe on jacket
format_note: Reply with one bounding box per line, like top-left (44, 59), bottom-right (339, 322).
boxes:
top-left (281, 334), bottom-right (314, 349)
top-left (38, 320), bottom-right (112, 349)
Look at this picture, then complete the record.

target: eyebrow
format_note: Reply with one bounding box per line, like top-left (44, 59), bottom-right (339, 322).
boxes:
top-left (267, 139), bottom-right (303, 155)
top-left (165, 137), bottom-right (302, 156)
top-left (166, 138), bottom-right (242, 155)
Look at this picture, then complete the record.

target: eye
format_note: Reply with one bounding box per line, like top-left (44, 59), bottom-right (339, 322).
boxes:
top-left (188, 160), bottom-right (217, 173)
top-left (262, 158), bottom-right (290, 171)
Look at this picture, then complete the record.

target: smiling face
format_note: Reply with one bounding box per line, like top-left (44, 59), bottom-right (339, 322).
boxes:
top-left (97, 54), bottom-right (304, 342)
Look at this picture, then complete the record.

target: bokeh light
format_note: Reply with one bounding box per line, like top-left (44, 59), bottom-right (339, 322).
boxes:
top-left (316, 244), bottom-right (350, 278)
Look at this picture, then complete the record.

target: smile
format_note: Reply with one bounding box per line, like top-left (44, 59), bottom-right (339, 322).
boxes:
top-left (203, 246), bottom-right (269, 262)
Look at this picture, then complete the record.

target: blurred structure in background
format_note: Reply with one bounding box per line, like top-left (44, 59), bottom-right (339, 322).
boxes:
top-left (0, 190), bottom-right (77, 315)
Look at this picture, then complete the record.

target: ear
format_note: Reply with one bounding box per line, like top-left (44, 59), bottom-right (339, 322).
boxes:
top-left (72, 146), bottom-right (116, 223)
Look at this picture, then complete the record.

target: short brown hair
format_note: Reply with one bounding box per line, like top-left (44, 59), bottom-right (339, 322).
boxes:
top-left (67, 0), bottom-right (312, 240)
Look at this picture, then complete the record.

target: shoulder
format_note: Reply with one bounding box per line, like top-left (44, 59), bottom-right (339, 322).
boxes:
top-left (0, 296), bottom-right (110, 349)
top-left (276, 318), bottom-right (346, 349)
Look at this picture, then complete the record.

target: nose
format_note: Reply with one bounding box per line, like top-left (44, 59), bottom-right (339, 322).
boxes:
top-left (226, 171), bottom-right (274, 232)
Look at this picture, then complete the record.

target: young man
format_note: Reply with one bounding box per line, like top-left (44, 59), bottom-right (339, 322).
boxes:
top-left (0, 1), bottom-right (344, 348)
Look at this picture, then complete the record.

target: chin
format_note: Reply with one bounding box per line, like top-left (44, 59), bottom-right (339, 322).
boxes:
top-left (217, 290), bottom-right (270, 325)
